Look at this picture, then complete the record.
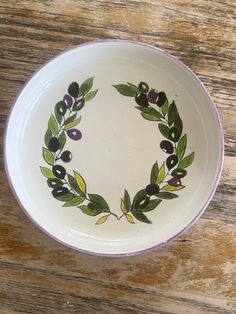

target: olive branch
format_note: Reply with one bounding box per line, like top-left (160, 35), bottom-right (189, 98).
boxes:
top-left (113, 81), bottom-right (194, 224)
top-left (40, 79), bottom-right (194, 225)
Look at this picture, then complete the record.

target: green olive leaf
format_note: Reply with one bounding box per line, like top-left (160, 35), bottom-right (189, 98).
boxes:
top-left (161, 99), bottom-right (169, 116)
top-left (55, 192), bottom-right (76, 202)
top-left (174, 114), bottom-right (183, 137)
top-left (177, 134), bottom-right (187, 160)
top-left (88, 194), bottom-right (110, 212)
top-left (58, 131), bottom-right (66, 151)
top-left (150, 161), bottom-right (159, 184)
top-left (127, 82), bottom-right (139, 95)
top-left (79, 205), bottom-right (101, 216)
top-left (84, 89), bottom-right (98, 102)
top-left (113, 84), bottom-right (138, 97)
top-left (131, 210), bottom-right (151, 224)
top-left (64, 113), bottom-right (77, 125)
top-left (156, 192), bottom-right (178, 199)
top-left (40, 166), bottom-right (56, 179)
top-left (44, 128), bottom-right (52, 147)
top-left (136, 106), bottom-right (162, 117)
top-left (178, 152), bottom-right (195, 168)
top-left (124, 189), bottom-right (131, 211)
top-left (64, 117), bottom-right (81, 130)
top-left (141, 199), bottom-right (162, 212)
top-left (158, 123), bottom-right (170, 139)
top-left (137, 107), bottom-right (163, 121)
top-left (168, 101), bottom-right (178, 126)
top-left (42, 147), bottom-right (54, 165)
top-left (141, 112), bottom-right (161, 121)
top-left (48, 115), bottom-right (58, 135)
top-left (63, 196), bottom-right (85, 207)
top-left (79, 77), bottom-right (94, 96)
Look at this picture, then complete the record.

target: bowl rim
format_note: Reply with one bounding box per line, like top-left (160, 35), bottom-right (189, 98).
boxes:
top-left (3, 39), bottom-right (224, 257)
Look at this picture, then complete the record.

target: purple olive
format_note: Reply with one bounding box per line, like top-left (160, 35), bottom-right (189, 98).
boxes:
top-left (63, 94), bottom-right (73, 109)
top-left (168, 177), bottom-right (182, 187)
top-left (147, 89), bottom-right (159, 103)
top-left (67, 129), bottom-right (82, 140)
top-left (146, 183), bottom-right (160, 196)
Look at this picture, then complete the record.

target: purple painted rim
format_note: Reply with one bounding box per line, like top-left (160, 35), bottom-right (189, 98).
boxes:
top-left (4, 39), bottom-right (224, 257)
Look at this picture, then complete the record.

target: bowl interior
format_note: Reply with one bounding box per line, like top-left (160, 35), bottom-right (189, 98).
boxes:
top-left (5, 41), bottom-right (223, 255)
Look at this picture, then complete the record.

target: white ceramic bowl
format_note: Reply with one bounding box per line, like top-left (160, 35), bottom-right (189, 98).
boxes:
top-left (4, 40), bottom-right (224, 256)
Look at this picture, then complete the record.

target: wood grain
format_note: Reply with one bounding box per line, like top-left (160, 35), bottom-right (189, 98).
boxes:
top-left (0, 1), bottom-right (235, 313)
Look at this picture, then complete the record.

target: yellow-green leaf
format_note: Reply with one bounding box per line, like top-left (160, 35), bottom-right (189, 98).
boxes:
top-left (120, 199), bottom-right (127, 213)
top-left (156, 162), bottom-right (165, 184)
top-left (96, 214), bottom-right (109, 225)
top-left (40, 166), bottom-right (56, 178)
top-left (162, 185), bottom-right (185, 191)
top-left (48, 115), bottom-right (58, 135)
top-left (84, 89), bottom-right (98, 102)
top-left (125, 214), bottom-right (135, 224)
top-left (74, 171), bottom-right (86, 194)
top-left (42, 147), bottom-right (54, 165)
top-left (64, 116), bottom-right (81, 130)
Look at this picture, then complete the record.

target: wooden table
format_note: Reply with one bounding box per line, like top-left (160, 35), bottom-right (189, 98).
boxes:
top-left (0, 1), bottom-right (235, 313)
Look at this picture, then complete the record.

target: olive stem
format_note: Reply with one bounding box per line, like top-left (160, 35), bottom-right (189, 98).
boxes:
top-left (118, 213), bottom-right (125, 220)
top-left (109, 212), bottom-right (119, 220)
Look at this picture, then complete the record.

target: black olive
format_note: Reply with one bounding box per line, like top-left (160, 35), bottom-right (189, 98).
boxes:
top-left (52, 186), bottom-right (69, 197)
top-left (48, 137), bottom-right (60, 152)
top-left (156, 92), bottom-right (167, 107)
top-left (166, 155), bottom-right (178, 170)
top-left (138, 82), bottom-right (149, 93)
top-left (169, 127), bottom-right (180, 142)
top-left (56, 101), bottom-right (67, 116)
top-left (160, 140), bottom-right (174, 154)
top-left (52, 165), bottom-right (66, 179)
top-left (47, 178), bottom-right (63, 188)
top-left (135, 195), bottom-right (150, 209)
top-left (135, 93), bottom-right (149, 107)
top-left (68, 82), bottom-right (79, 98)
top-left (171, 168), bottom-right (187, 179)
top-left (146, 183), bottom-right (160, 196)
top-left (61, 151), bottom-right (72, 162)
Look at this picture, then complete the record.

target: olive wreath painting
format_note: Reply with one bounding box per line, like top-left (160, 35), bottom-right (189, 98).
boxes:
top-left (40, 78), bottom-right (194, 225)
